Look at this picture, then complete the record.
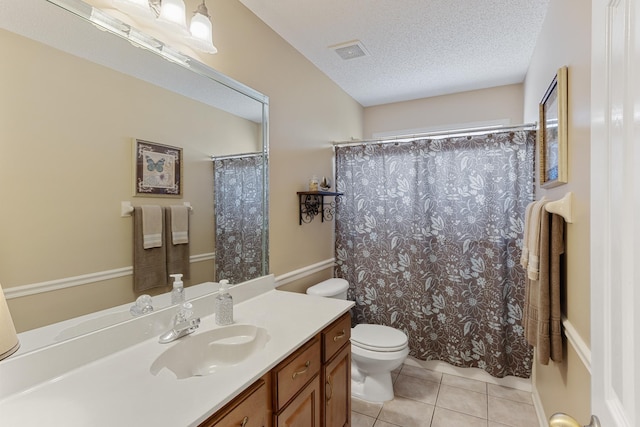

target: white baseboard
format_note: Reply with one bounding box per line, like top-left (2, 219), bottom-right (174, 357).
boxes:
top-left (532, 384), bottom-right (548, 427)
top-left (5, 252), bottom-right (215, 299)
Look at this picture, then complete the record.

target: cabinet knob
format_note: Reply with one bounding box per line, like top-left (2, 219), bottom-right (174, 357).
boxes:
top-left (240, 416), bottom-right (249, 427)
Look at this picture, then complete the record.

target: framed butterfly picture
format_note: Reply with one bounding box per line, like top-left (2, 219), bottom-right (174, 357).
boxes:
top-left (133, 139), bottom-right (182, 197)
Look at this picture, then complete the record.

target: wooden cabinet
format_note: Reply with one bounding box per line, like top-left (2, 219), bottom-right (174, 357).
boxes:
top-left (200, 374), bottom-right (272, 427)
top-left (321, 313), bottom-right (351, 427)
top-left (323, 345), bottom-right (350, 427)
top-left (199, 313), bottom-right (351, 427)
top-left (275, 376), bottom-right (321, 427)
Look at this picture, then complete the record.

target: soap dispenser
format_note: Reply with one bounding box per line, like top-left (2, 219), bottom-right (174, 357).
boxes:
top-left (170, 274), bottom-right (185, 305)
top-left (215, 279), bottom-right (233, 326)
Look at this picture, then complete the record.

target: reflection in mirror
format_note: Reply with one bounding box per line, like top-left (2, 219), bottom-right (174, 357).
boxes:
top-left (0, 0), bottom-right (269, 350)
top-left (213, 153), bottom-right (269, 283)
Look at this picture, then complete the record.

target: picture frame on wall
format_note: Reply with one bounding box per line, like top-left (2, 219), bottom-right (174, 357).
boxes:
top-left (539, 66), bottom-right (568, 188)
top-left (133, 139), bottom-right (182, 197)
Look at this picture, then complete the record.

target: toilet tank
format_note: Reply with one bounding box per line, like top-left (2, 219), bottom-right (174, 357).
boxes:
top-left (306, 278), bottom-right (349, 300)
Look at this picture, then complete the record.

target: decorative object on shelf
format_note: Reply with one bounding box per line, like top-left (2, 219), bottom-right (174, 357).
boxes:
top-left (109, 0), bottom-right (218, 54)
top-left (296, 191), bottom-right (343, 224)
top-left (133, 139), bottom-right (183, 197)
top-left (308, 175), bottom-right (319, 191)
top-left (320, 176), bottom-right (332, 191)
top-left (539, 66), bottom-right (568, 188)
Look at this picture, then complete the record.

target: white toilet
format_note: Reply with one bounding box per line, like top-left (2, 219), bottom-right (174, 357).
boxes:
top-left (306, 278), bottom-right (409, 402)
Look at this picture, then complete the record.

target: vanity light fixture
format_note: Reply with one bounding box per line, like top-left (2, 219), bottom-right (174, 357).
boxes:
top-left (111, 0), bottom-right (218, 54)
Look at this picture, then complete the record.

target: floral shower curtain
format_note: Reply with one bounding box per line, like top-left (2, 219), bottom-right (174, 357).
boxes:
top-left (213, 155), bottom-right (266, 284)
top-left (334, 130), bottom-right (535, 378)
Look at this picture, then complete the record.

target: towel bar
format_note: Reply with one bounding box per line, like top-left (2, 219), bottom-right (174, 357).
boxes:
top-left (544, 192), bottom-right (573, 223)
top-left (121, 201), bottom-right (193, 217)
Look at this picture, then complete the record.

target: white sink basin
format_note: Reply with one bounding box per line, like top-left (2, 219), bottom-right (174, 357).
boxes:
top-left (150, 324), bottom-right (270, 379)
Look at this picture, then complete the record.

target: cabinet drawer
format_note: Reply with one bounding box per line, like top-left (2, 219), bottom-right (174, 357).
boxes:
top-left (274, 336), bottom-right (321, 410)
top-left (200, 375), bottom-right (271, 427)
top-left (322, 313), bottom-right (351, 362)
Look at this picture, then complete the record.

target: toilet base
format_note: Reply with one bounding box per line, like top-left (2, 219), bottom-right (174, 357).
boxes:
top-left (351, 371), bottom-right (394, 403)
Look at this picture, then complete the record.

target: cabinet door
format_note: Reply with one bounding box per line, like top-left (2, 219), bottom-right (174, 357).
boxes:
top-left (323, 345), bottom-right (351, 427)
top-left (200, 376), bottom-right (271, 427)
top-left (276, 376), bottom-right (321, 427)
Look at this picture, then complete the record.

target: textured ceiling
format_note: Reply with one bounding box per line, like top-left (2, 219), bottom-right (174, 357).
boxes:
top-left (237, 0), bottom-right (550, 107)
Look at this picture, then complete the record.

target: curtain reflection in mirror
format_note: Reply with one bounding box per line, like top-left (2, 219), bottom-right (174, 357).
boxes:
top-left (213, 154), bottom-right (265, 284)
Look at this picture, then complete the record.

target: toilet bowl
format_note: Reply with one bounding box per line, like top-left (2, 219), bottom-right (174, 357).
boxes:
top-left (306, 278), bottom-right (409, 402)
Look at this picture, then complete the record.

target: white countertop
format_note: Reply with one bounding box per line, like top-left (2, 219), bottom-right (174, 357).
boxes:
top-left (0, 286), bottom-right (353, 426)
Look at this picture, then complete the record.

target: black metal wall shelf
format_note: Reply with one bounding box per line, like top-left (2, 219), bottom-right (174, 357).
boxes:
top-left (296, 191), bottom-right (343, 224)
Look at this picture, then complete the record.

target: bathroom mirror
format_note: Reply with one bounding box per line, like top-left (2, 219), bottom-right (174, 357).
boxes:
top-left (0, 0), bottom-right (269, 341)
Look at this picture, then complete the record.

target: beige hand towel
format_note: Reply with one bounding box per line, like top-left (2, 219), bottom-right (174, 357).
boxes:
top-left (170, 205), bottom-right (189, 245)
top-left (165, 207), bottom-right (190, 281)
top-left (526, 198), bottom-right (547, 280)
top-left (133, 207), bottom-right (167, 292)
top-left (520, 201), bottom-right (536, 268)
top-left (141, 205), bottom-right (163, 249)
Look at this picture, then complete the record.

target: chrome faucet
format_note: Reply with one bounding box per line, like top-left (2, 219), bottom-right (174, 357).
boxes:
top-left (159, 302), bottom-right (200, 344)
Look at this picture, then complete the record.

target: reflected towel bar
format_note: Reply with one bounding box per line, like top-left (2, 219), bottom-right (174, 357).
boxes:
top-left (121, 201), bottom-right (193, 217)
top-left (544, 192), bottom-right (573, 223)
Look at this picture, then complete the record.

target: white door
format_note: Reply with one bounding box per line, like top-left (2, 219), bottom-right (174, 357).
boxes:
top-left (590, 0), bottom-right (639, 426)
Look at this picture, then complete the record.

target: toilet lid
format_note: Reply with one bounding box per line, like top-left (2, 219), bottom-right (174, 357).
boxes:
top-left (351, 324), bottom-right (408, 352)
top-left (306, 278), bottom-right (349, 297)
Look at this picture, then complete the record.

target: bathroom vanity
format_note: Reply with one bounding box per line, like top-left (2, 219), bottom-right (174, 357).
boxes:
top-left (202, 312), bottom-right (351, 427)
top-left (0, 277), bottom-right (353, 426)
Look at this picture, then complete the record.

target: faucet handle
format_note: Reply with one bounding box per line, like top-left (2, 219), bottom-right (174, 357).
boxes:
top-left (130, 294), bottom-right (154, 316)
top-left (173, 302), bottom-right (194, 325)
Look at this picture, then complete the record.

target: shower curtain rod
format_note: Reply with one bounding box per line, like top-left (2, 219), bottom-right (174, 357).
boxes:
top-left (210, 151), bottom-right (264, 161)
top-left (332, 123), bottom-right (537, 147)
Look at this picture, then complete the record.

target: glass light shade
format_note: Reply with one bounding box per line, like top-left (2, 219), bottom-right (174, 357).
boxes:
top-left (157, 0), bottom-right (188, 29)
top-left (118, 0), bottom-right (148, 7)
top-left (112, 0), bottom-right (155, 19)
top-left (189, 11), bottom-right (217, 54)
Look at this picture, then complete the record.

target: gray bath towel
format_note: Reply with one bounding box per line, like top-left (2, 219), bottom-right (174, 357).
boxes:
top-left (133, 206), bottom-right (167, 292)
top-left (523, 206), bottom-right (565, 365)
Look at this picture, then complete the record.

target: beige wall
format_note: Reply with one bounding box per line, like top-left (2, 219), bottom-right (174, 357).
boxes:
top-left (363, 83), bottom-right (524, 138)
top-left (195, 0), bottom-right (364, 292)
top-left (523, 0), bottom-right (592, 422)
top-left (3, 1), bottom-right (362, 331)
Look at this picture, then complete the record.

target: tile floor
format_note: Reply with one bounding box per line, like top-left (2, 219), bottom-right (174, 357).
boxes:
top-left (351, 363), bottom-right (540, 427)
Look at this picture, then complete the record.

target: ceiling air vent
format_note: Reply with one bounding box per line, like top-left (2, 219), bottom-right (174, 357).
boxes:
top-left (331, 40), bottom-right (369, 60)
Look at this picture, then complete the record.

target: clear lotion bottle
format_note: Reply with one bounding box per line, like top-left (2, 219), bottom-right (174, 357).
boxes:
top-left (215, 279), bottom-right (233, 326)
